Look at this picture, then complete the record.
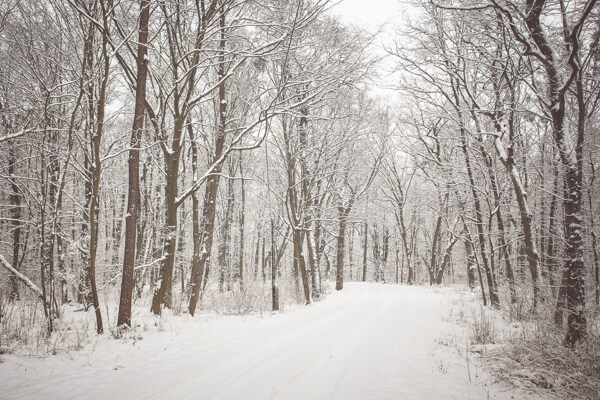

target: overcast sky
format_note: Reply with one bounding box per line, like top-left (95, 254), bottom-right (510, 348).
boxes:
top-left (328, 0), bottom-right (415, 32)
top-left (327, 0), bottom-right (420, 99)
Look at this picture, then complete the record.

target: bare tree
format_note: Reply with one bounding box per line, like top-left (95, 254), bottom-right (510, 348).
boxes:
top-left (117, 0), bottom-right (151, 329)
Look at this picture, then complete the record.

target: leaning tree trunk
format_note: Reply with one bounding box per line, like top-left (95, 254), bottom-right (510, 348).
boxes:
top-left (428, 214), bottom-right (442, 286)
top-left (492, 130), bottom-right (539, 308)
top-left (470, 122), bottom-right (518, 305)
top-left (459, 126), bottom-right (499, 307)
top-left (435, 235), bottom-right (460, 285)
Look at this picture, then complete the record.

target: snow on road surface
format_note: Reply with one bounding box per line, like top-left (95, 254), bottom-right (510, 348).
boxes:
top-left (1, 283), bottom-right (534, 399)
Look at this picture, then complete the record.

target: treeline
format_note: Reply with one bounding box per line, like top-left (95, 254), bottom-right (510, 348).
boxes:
top-left (386, 0), bottom-right (599, 347)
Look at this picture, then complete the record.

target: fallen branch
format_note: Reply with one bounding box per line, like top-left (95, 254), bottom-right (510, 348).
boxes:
top-left (0, 253), bottom-right (44, 299)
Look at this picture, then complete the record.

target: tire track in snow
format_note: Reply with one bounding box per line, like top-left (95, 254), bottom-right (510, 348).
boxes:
top-left (145, 291), bottom-right (374, 399)
top-left (1, 284), bottom-right (540, 400)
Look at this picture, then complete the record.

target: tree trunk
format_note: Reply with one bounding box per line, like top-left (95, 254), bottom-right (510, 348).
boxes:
top-left (464, 236), bottom-right (476, 289)
top-left (407, 224), bottom-right (416, 285)
top-left (493, 136), bottom-right (539, 308)
top-left (307, 228), bottom-right (320, 298)
top-left (253, 225), bottom-right (261, 279)
top-left (336, 207), bottom-right (348, 291)
top-left (262, 235), bottom-right (267, 283)
top-left (348, 224), bottom-right (354, 281)
top-left (117, 0), bottom-right (150, 328)
top-left (429, 215), bottom-right (442, 286)
top-left (460, 126), bottom-right (499, 307)
top-left (554, 267), bottom-right (569, 327)
top-left (187, 9), bottom-right (229, 316)
top-left (218, 161), bottom-right (236, 292)
top-left (294, 228), bottom-right (311, 303)
top-left (395, 234), bottom-right (400, 284)
top-left (86, 8), bottom-right (111, 334)
top-left (187, 170), bottom-right (223, 315)
top-left (362, 222), bottom-right (368, 282)
top-left (8, 146), bottom-right (21, 301)
top-left (462, 211), bottom-right (486, 304)
top-left (372, 227), bottom-right (381, 282)
top-left (475, 132), bottom-right (517, 304)
top-left (435, 235), bottom-right (459, 285)
top-left (545, 166), bottom-right (560, 298)
top-left (382, 228), bottom-right (389, 283)
top-left (593, 231), bottom-right (599, 308)
top-left (271, 219), bottom-right (279, 311)
top-left (151, 156), bottom-right (180, 314)
top-left (238, 155), bottom-right (246, 291)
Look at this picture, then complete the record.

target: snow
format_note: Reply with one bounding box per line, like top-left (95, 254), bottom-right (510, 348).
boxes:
top-left (0, 283), bottom-right (535, 399)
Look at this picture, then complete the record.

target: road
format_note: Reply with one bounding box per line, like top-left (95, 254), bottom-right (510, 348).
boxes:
top-left (1, 283), bottom-right (531, 399)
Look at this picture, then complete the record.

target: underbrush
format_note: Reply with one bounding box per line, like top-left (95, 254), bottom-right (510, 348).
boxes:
top-left (199, 278), bottom-right (313, 315)
top-left (0, 295), bottom-right (98, 357)
top-left (482, 330), bottom-right (600, 399)
top-left (444, 286), bottom-right (600, 399)
top-left (0, 278), bottom-right (329, 357)
top-left (462, 287), bottom-right (600, 399)
top-left (471, 306), bottom-right (498, 345)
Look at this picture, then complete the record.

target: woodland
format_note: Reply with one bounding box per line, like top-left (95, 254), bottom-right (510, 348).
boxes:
top-left (0, 0), bottom-right (599, 396)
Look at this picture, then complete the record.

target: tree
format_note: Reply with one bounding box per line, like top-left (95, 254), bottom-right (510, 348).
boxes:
top-left (117, 0), bottom-right (151, 329)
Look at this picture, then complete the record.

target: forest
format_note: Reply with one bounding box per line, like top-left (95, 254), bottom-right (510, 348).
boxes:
top-left (1, 0), bottom-right (599, 397)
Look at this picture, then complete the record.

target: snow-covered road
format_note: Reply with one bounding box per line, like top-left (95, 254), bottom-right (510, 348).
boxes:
top-left (1, 283), bottom-right (530, 399)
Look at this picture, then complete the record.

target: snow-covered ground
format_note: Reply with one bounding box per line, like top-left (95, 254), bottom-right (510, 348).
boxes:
top-left (1, 283), bottom-right (537, 399)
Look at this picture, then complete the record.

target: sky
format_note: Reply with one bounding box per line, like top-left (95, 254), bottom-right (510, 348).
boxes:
top-left (328, 0), bottom-right (415, 32)
top-left (326, 0), bottom-right (420, 100)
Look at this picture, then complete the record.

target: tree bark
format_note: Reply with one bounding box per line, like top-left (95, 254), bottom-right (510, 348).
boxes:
top-left (238, 155), bottom-right (246, 291)
top-left (294, 229), bottom-right (311, 303)
top-left (336, 207), bottom-right (349, 291)
top-left (8, 146), bottom-right (21, 301)
top-left (271, 219), bottom-right (279, 311)
top-left (492, 131), bottom-right (539, 308)
top-left (459, 125), bottom-right (499, 306)
top-left (307, 227), bottom-right (320, 298)
top-left (362, 222), bottom-right (368, 282)
top-left (218, 160), bottom-right (236, 292)
top-left (187, 9), bottom-right (229, 316)
top-left (435, 235), bottom-right (460, 285)
top-left (118, 0), bottom-right (150, 328)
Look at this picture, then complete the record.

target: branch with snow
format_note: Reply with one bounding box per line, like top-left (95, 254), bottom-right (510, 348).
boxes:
top-left (0, 253), bottom-right (44, 299)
